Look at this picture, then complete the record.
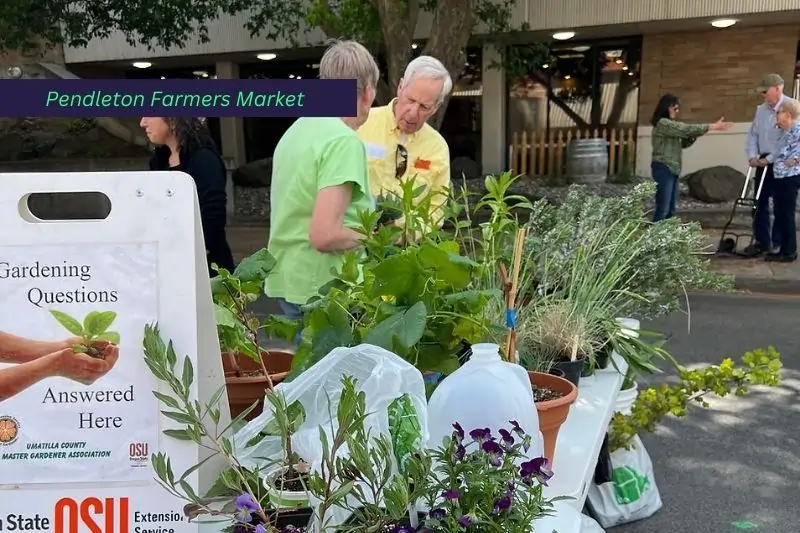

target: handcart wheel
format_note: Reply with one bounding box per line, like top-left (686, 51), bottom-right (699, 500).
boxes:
top-left (718, 238), bottom-right (736, 254)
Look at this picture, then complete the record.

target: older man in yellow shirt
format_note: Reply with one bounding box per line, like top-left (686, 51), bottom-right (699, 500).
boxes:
top-left (358, 55), bottom-right (453, 232)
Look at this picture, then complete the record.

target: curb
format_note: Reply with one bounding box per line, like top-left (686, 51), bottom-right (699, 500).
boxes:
top-left (732, 276), bottom-right (800, 295)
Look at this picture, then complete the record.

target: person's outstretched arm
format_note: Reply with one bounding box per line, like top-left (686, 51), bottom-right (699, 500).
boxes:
top-left (0, 357), bottom-right (55, 402)
top-left (0, 332), bottom-right (67, 364)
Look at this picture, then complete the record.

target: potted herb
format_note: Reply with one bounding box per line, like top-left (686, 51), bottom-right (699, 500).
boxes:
top-left (257, 393), bottom-right (311, 509)
top-left (141, 323), bottom-right (312, 532)
top-left (212, 248), bottom-right (301, 419)
top-left (305, 376), bottom-right (430, 533)
top-left (421, 422), bottom-right (558, 531)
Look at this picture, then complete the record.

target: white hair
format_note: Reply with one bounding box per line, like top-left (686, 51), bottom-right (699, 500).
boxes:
top-left (779, 97), bottom-right (800, 118)
top-left (401, 55), bottom-right (453, 103)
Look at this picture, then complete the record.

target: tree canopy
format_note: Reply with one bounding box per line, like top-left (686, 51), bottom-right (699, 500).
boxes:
top-left (0, 0), bottom-right (549, 127)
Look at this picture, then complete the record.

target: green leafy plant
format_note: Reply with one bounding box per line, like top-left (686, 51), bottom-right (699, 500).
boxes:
top-left (50, 309), bottom-right (120, 359)
top-left (141, 322), bottom-right (304, 532)
top-left (211, 248), bottom-right (301, 385)
top-left (287, 178), bottom-right (511, 380)
top-left (608, 347), bottom-right (782, 452)
top-left (305, 376), bottom-right (430, 533)
top-left (422, 423), bottom-right (559, 532)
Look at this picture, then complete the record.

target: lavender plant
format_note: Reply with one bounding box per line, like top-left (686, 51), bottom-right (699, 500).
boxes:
top-left (422, 422), bottom-right (559, 533)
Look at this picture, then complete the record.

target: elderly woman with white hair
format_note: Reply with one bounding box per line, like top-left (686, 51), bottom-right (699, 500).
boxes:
top-left (768, 97), bottom-right (800, 262)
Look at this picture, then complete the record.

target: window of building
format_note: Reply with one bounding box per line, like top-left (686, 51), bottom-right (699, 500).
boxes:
top-left (506, 37), bottom-right (641, 178)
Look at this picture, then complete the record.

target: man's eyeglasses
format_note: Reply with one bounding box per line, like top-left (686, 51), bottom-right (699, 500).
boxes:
top-left (395, 144), bottom-right (408, 179)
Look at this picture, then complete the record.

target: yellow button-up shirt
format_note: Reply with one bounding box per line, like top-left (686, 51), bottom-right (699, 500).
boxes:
top-left (357, 99), bottom-right (451, 229)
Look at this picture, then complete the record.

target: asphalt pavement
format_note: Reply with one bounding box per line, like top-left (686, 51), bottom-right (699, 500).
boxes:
top-left (614, 292), bottom-right (799, 533)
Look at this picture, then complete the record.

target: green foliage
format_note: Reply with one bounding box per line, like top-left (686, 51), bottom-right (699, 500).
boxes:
top-left (287, 175), bottom-right (529, 379)
top-left (142, 323), bottom-right (294, 529)
top-left (50, 309), bottom-right (120, 357)
top-left (608, 347), bottom-right (783, 452)
top-left (306, 376), bottom-right (430, 532)
top-left (211, 248), bottom-right (300, 365)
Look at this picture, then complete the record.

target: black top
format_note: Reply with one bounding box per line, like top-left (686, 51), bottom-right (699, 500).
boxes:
top-left (149, 144), bottom-right (236, 276)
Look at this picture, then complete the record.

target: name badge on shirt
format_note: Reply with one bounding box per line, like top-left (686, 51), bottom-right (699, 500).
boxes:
top-left (364, 142), bottom-right (388, 159)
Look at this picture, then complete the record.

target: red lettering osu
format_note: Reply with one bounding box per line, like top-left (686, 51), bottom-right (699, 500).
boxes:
top-left (129, 442), bottom-right (148, 457)
top-left (54, 496), bottom-right (130, 533)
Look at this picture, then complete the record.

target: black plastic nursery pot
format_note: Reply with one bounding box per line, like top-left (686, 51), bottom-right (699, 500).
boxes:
top-left (548, 367), bottom-right (566, 378)
top-left (553, 357), bottom-right (585, 387)
top-left (595, 347), bottom-right (612, 369)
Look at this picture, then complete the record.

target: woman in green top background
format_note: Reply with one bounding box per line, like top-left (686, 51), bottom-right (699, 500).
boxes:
top-left (650, 94), bottom-right (733, 221)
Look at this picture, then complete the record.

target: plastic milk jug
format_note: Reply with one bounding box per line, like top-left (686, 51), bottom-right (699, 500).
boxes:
top-left (427, 343), bottom-right (545, 459)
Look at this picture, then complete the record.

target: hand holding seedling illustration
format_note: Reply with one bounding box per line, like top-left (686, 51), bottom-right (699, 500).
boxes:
top-left (49, 310), bottom-right (120, 359)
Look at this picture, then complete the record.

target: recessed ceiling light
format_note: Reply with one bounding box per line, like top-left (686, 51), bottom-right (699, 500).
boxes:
top-left (552, 31), bottom-right (575, 40)
top-left (193, 70), bottom-right (208, 77)
top-left (256, 53), bottom-right (277, 61)
top-left (289, 74), bottom-right (295, 79)
top-left (132, 62), bottom-right (152, 69)
top-left (622, 65), bottom-right (629, 71)
top-left (411, 43), bottom-right (419, 49)
top-left (542, 64), bottom-right (549, 69)
top-left (711, 18), bottom-right (737, 28)
top-left (564, 75), bottom-right (571, 80)
top-left (572, 45), bottom-right (589, 52)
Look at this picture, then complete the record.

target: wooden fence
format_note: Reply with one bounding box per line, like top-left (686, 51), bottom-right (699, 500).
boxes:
top-left (508, 126), bottom-right (637, 179)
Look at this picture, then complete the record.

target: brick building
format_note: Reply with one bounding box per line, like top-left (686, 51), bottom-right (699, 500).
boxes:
top-left (5, 0), bottom-right (800, 178)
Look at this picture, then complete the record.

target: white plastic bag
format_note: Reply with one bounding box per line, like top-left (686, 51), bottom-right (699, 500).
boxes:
top-left (231, 343), bottom-right (428, 531)
top-left (580, 513), bottom-right (605, 533)
top-left (587, 435), bottom-right (662, 528)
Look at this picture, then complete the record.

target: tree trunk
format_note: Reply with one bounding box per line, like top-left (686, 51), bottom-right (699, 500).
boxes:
top-left (422, 0), bottom-right (474, 130)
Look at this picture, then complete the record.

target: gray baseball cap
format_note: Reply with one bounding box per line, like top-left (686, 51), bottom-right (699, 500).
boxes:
top-left (758, 73), bottom-right (784, 91)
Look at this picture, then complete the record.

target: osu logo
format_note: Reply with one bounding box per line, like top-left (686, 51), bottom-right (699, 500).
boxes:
top-left (0, 416), bottom-right (19, 445)
top-left (128, 442), bottom-right (148, 467)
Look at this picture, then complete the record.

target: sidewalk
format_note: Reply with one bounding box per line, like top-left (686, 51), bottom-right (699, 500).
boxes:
top-left (226, 225), bottom-right (800, 295)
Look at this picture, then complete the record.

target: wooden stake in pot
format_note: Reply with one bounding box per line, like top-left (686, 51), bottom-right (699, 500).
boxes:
top-left (502, 228), bottom-right (527, 363)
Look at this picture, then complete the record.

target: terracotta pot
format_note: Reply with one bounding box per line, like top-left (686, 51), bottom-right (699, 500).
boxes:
top-left (528, 371), bottom-right (578, 465)
top-left (223, 349), bottom-right (294, 421)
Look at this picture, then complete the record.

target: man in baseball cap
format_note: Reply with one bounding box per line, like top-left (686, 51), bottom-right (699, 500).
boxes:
top-left (744, 73), bottom-right (787, 256)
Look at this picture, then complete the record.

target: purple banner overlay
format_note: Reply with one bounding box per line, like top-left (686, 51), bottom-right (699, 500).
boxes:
top-left (0, 79), bottom-right (357, 118)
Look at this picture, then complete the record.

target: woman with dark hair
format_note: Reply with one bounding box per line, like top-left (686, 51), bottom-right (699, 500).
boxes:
top-left (649, 94), bottom-right (732, 221)
top-left (140, 117), bottom-right (236, 275)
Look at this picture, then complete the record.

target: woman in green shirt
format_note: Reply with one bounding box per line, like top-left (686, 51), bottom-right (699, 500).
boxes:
top-left (650, 94), bottom-right (732, 221)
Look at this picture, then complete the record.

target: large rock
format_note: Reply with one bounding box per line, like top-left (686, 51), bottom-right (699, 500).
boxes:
top-left (233, 157), bottom-right (272, 188)
top-left (685, 165), bottom-right (746, 203)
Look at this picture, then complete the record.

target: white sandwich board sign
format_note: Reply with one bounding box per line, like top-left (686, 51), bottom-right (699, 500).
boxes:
top-left (0, 172), bottom-right (226, 533)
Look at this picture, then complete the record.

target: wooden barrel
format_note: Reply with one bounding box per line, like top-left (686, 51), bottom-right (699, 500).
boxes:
top-left (566, 138), bottom-right (609, 184)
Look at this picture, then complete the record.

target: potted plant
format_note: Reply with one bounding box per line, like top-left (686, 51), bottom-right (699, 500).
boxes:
top-left (141, 323), bottom-right (312, 533)
top-left (420, 422), bottom-right (558, 531)
top-left (526, 369), bottom-right (578, 465)
top-left (212, 248), bottom-right (301, 419)
top-left (257, 393), bottom-right (311, 510)
top-left (305, 376), bottom-right (430, 533)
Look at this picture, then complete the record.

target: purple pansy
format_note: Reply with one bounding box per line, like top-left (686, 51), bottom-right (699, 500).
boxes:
top-left (498, 428), bottom-right (515, 449)
top-left (509, 420), bottom-right (524, 437)
top-left (452, 443), bottom-right (466, 462)
top-left (233, 492), bottom-right (258, 523)
top-left (481, 440), bottom-right (504, 467)
top-left (390, 526), bottom-right (418, 533)
top-left (469, 427), bottom-right (491, 443)
top-left (520, 457), bottom-right (554, 486)
top-left (254, 525), bottom-right (267, 533)
top-left (429, 508), bottom-right (446, 519)
top-left (492, 493), bottom-right (512, 514)
top-left (452, 422), bottom-right (465, 441)
top-left (442, 489), bottom-right (461, 500)
top-left (458, 515), bottom-right (474, 527)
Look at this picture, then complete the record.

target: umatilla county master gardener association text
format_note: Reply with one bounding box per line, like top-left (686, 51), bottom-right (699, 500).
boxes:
top-left (45, 90), bottom-right (307, 109)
